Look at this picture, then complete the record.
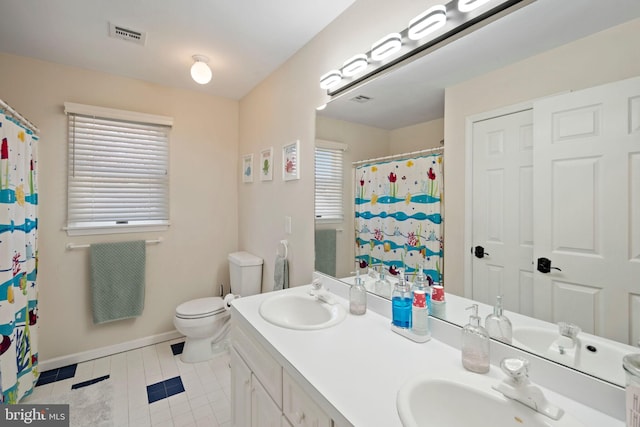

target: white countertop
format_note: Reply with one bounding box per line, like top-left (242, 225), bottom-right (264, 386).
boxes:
top-left (231, 284), bottom-right (623, 427)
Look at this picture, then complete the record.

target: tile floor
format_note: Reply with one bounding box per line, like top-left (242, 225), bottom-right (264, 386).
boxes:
top-left (23, 338), bottom-right (232, 427)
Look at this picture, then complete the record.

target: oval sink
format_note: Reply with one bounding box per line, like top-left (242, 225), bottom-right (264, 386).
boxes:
top-left (397, 376), bottom-right (584, 427)
top-left (259, 293), bottom-right (347, 330)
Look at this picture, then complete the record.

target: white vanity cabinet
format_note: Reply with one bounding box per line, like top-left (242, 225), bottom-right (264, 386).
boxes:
top-left (231, 319), bottom-right (336, 427)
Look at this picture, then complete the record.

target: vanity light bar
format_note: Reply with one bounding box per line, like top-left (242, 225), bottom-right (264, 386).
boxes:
top-left (458, 0), bottom-right (492, 13)
top-left (371, 33), bottom-right (403, 62)
top-left (318, 0), bottom-right (517, 92)
top-left (408, 5), bottom-right (448, 41)
top-left (319, 69), bottom-right (343, 90)
top-left (342, 54), bottom-right (369, 77)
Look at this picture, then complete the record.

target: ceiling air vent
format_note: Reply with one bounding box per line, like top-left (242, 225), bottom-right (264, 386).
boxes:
top-left (109, 23), bottom-right (147, 46)
top-left (350, 95), bottom-right (372, 104)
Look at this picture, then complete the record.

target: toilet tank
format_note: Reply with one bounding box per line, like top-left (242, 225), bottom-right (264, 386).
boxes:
top-left (228, 251), bottom-right (263, 296)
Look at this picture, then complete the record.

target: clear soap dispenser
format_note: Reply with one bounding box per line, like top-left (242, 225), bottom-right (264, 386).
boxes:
top-left (391, 269), bottom-right (412, 328)
top-left (485, 295), bottom-right (513, 344)
top-left (349, 269), bottom-right (367, 315)
top-left (462, 304), bottom-right (490, 373)
top-left (411, 263), bottom-right (431, 338)
top-left (374, 265), bottom-right (391, 298)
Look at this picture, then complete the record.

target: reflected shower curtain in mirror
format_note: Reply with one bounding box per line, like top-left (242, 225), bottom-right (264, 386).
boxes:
top-left (355, 154), bottom-right (442, 283)
top-left (0, 112), bottom-right (39, 403)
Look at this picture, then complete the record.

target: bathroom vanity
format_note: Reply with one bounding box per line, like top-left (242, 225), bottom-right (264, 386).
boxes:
top-left (230, 276), bottom-right (624, 426)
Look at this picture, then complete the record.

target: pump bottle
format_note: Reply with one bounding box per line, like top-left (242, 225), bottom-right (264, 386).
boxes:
top-left (391, 269), bottom-right (411, 328)
top-left (461, 304), bottom-right (490, 373)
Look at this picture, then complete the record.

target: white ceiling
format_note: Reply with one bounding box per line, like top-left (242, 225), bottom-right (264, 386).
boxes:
top-left (0, 0), bottom-right (355, 100)
top-left (320, 0), bottom-right (640, 130)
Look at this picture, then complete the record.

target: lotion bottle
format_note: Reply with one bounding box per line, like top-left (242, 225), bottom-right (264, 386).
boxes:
top-left (461, 304), bottom-right (490, 373)
top-left (485, 295), bottom-right (512, 344)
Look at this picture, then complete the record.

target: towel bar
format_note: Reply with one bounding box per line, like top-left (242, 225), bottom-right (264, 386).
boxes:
top-left (66, 237), bottom-right (163, 250)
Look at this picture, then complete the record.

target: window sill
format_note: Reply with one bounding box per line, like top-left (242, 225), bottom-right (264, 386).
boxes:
top-left (65, 221), bottom-right (169, 236)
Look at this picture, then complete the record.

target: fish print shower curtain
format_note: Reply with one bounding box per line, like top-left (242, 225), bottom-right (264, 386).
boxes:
top-left (355, 154), bottom-right (443, 283)
top-left (0, 112), bottom-right (39, 403)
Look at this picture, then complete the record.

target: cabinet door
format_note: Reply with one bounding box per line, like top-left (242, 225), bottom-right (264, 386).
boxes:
top-left (282, 370), bottom-right (331, 427)
top-left (252, 374), bottom-right (282, 427)
top-left (231, 348), bottom-right (252, 427)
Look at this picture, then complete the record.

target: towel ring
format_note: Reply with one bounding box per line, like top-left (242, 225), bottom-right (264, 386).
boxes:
top-left (278, 240), bottom-right (288, 260)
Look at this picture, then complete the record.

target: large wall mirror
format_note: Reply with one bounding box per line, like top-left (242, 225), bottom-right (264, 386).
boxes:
top-left (314, 0), bottom-right (640, 388)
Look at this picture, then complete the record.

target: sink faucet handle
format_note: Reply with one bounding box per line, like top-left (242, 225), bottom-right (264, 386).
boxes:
top-left (311, 278), bottom-right (323, 291)
top-left (558, 322), bottom-right (580, 339)
top-left (500, 358), bottom-right (530, 382)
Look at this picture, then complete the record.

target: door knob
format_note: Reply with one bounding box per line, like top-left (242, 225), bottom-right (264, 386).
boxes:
top-left (537, 257), bottom-right (562, 273)
top-left (473, 245), bottom-right (489, 259)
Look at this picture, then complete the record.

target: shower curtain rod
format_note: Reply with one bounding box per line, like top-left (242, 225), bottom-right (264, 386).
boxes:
top-left (0, 99), bottom-right (40, 134)
top-left (352, 145), bottom-right (443, 166)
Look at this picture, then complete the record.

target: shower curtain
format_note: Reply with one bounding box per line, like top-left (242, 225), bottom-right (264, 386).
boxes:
top-left (355, 153), bottom-right (443, 284)
top-left (0, 111), bottom-right (39, 403)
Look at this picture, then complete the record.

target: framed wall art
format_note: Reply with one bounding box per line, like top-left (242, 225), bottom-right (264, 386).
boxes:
top-left (282, 140), bottom-right (300, 181)
top-left (242, 153), bottom-right (253, 183)
top-left (259, 147), bottom-right (273, 181)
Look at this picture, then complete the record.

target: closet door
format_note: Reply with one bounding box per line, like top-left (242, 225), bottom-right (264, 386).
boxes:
top-left (471, 109), bottom-right (534, 314)
top-left (533, 76), bottom-right (640, 344)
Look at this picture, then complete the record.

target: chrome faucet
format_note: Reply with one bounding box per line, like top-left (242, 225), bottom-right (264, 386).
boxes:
top-left (309, 279), bottom-right (337, 305)
top-left (546, 322), bottom-right (581, 365)
top-left (493, 358), bottom-right (564, 420)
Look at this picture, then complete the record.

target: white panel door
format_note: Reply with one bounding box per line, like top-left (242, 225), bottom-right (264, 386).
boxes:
top-left (231, 348), bottom-right (252, 427)
top-left (472, 109), bottom-right (534, 314)
top-left (533, 76), bottom-right (640, 344)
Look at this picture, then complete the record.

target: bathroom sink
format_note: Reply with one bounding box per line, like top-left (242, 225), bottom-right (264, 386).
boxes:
top-left (259, 293), bottom-right (347, 330)
top-left (513, 327), bottom-right (630, 386)
top-left (396, 376), bottom-right (584, 427)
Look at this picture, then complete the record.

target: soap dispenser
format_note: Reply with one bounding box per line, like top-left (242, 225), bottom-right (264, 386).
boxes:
top-left (391, 269), bottom-right (412, 328)
top-left (462, 304), bottom-right (490, 374)
top-left (485, 295), bottom-right (513, 344)
top-left (349, 269), bottom-right (367, 315)
top-left (411, 264), bottom-right (431, 338)
top-left (374, 265), bottom-right (392, 298)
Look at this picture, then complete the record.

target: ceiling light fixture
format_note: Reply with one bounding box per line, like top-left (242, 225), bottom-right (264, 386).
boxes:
top-left (342, 54), bottom-right (369, 77)
top-left (190, 55), bottom-right (212, 85)
top-left (458, 0), bottom-right (492, 12)
top-left (408, 5), bottom-right (447, 41)
top-left (371, 33), bottom-right (403, 61)
top-left (320, 70), bottom-right (343, 90)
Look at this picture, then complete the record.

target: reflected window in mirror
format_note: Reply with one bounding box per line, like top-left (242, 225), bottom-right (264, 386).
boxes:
top-left (314, 140), bottom-right (347, 223)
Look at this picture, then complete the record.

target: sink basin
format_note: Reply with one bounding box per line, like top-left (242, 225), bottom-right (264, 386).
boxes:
top-left (397, 376), bottom-right (584, 427)
top-left (259, 293), bottom-right (347, 330)
top-left (513, 327), bottom-right (630, 386)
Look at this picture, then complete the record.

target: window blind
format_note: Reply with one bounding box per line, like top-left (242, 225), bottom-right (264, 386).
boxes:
top-left (315, 145), bottom-right (344, 222)
top-left (67, 112), bottom-right (170, 232)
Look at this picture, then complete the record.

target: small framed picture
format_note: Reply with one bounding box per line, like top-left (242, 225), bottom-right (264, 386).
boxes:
top-left (259, 147), bottom-right (273, 181)
top-left (242, 154), bottom-right (253, 183)
top-left (282, 140), bottom-right (300, 181)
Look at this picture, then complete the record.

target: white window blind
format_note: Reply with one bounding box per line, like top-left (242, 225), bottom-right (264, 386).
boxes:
top-left (65, 103), bottom-right (172, 235)
top-left (315, 141), bottom-right (346, 222)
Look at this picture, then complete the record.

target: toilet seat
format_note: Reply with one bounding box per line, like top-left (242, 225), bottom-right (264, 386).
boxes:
top-left (176, 297), bottom-right (226, 319)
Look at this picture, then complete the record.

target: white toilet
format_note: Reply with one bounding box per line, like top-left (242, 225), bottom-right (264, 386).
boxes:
top-left (174, 251), bottom-right (263, 363)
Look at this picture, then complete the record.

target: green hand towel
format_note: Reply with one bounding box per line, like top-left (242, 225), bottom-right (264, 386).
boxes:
top-left (90, 240), bottom-right (146, 324)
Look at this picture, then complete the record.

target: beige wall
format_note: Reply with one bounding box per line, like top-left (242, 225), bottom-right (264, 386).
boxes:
top-left (0, 53), bottom-right (239, 360)
top-left (444, 18), bottom-right (640, 295)
top-left (389, 118), bottom-right (444, 154)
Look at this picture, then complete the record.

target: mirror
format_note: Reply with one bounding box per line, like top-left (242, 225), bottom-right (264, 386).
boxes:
top-left (314, 0), bottom-right (640, 387)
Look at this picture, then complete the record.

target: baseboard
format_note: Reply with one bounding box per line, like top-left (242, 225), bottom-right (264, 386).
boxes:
top-left (39, 330), bottom-right (184, 372)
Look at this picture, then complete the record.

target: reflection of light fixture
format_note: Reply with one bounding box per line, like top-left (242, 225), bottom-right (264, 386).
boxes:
top-left (408, 5), bottom-right (447, 41)
top-left (190, 55), bottom-right (212, 84)
top-left (342, 54), bottom-right (369, 77)
top-left (319, 70), bottom-right (343, 90)
top-left (371, 33), bottom-right (402, 61)
top-left (458, 0), bottom-right (491, 12)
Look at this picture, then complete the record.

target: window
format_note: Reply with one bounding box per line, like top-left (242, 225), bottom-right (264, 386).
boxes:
top-left (64, 102), bottom-right (173, 235)
top-left (314, 140), bottom-right (347, 223)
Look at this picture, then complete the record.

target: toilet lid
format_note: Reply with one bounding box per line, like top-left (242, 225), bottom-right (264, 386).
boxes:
top-left (176, 297), bottom-right (226, 319)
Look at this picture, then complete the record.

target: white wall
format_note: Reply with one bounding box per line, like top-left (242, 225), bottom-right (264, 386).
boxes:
top-left (0, 53), bottom-right (239, 360)
top-left (443, 18), bottom-right (640, 296)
